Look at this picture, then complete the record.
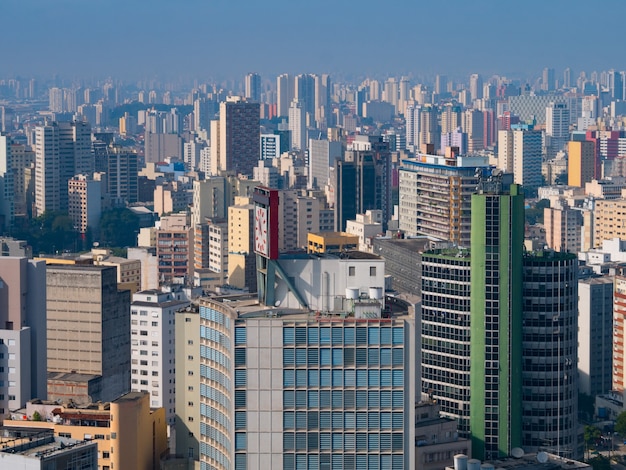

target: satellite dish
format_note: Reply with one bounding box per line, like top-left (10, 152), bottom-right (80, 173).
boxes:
top-left (537, 451), bottom-right (549, 463)
top-left (511, 448), bottom-right (524, 458)
top-left (274, 300), bottom-right (281, 307)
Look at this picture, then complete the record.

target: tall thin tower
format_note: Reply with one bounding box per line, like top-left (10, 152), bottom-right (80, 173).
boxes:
top-left (470, 179), bottom-right (525, 460)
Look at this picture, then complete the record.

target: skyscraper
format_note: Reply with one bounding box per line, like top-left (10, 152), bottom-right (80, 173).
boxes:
top-left (421, 249), bottom-right (472, 436)
top-left (35, 121), bottom-right (93, 216)
top-left (277, 74), bottom-right (294, 118)
top-left (245, 73), bottom-right (262, 102)
top-left (218, 97), bottom-right (260, 177)
top-left (333, 137), bottom-right (391, 232)
top-left (470, 181), bottom-right (524, 460)
top-left (542, 67), bottom-right (556, 91)
top-left (288, 100), bottom-right (306, 151)
top-left (499, 124), bottom-right (542, 194)
top-left (545, 102), bottom-right (570, 157)
top-left (469, 74), bottom-right (483, 102)
top-left (0, 133), bottom-right (14, 230)
top-left (521, 251), bottom-right (578, 456)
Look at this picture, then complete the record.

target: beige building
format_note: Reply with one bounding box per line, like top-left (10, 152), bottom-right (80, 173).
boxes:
top-left (227, 197), bottom-right (255, 290)
top-left (175, 305), bottom-right (201, 462)
top-left (585, 179), bottom-right (626, 199)
top-left (91, 248), bottom-right (141, 293)
top-left (68, 175), bottom-right (101, 234)
top-left (593, 199), bottom-right (626, 247)
top-left (156, 213), bottom-right (194, 285)
top-left (307, 231), bottom-right (359, 254)
top-left (6, 392), bottom-right (167, 470)
top-left (46, 265), bottom-right (130, 402)
top-left (544, 205), bottom-right (582, 253)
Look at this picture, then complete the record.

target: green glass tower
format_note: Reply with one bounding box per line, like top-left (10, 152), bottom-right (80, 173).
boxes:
top-left (469, 181), bottom-right (525, 460)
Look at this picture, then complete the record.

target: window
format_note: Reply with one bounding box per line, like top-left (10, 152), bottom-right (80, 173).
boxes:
top-left (349, 266), bottom-right (355, 276)
top-left (8, 353), bottom-right (15, 360)
top-left (370, 266), bottom-right (376, 276)
top-left (59, 432), bottom-right (71, 438)
top-left (110, 433), bottom-right (117, 439)
top-left (103, 451), bottom-right (110, 458)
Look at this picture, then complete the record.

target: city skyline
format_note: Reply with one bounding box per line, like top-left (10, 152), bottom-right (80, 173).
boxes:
top-left (3, 0), bottom-right (626, 81)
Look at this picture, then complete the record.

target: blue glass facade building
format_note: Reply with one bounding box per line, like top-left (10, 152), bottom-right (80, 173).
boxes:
top-left (198, 297), bottom-right (416, 470)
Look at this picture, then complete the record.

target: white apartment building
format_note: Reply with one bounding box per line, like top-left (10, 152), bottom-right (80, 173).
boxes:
top-left (131, 290), bottom-right (190, 427)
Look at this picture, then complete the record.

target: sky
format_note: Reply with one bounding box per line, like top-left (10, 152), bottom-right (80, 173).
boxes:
top-left (2, 0), bottom-right (626, 83)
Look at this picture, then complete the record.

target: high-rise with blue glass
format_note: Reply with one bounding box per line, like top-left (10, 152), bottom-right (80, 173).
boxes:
top-left (196, 294), bottom-right (416, 470)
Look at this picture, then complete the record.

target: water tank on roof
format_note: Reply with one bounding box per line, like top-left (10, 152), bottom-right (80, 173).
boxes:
top-left (454, 454), bottom-right (468, 470)
top-left (369, 287), bottom-right (383, 299)
top-left (467, 459), bottom-right (481, 470)
top-left (346, 288), bottom-right (359, 300)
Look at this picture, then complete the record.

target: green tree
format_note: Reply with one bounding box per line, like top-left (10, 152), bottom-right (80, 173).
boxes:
top-left (588, 455), bottom-right (611, 470)
top-left (99, 208), bottom-right (140, 248)
top-left (32, 410), bottom-right (42, 421)
top-left (525, 199), bottom-right (550, 225)
top-left (584, 425), bottom-right (601, 460)
top-left (616, 410), bottom-right (626, 436)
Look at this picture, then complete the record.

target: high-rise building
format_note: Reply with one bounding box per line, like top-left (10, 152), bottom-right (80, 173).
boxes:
top-left (295, 73), bottom-right (316, 118)
top-left (469, 179), bottom-right (579, 459)
top-left (609, 69), bottom-right (624, 101)
top-left (193, 293), bottom-right (416, 470)
top-left (405, 104), bottom-right (420, 151)
top-left (578, 276), bottom-right (613, 398)
top-left (314, 74), bottom-right (331, 127)
top-left (288, 100), bottom-right (306, 151)
top-left (35, 121), bottom-right (93, 216)
top-left (68, 175), bottom-right (102, 234)
top-left (542, 67), bottom-right (556, 91)
top-left (507, 124), bottom-right (543, 193)
top-left (470, 181), bottom-right (525, 460)
top-left (543, 203), bottom-right (582, 253)
top-left (130, 290), bottom-right (189, 428)
top-left (421, 248), bottom-right (472, 436)
top-left (521, 251), bottom-right (578, 456)
top-left (308, 139), bottom-right (343, 190)
top-left (333, 137), bottom-right (391, 232)
top-left (0, 133), bottom-right (14, 230)
top-left (0, 257), bottom-right (47, 413)
top-left (418, 105), bottom-right (440, 152)
top-left (46, 265), bottom-right (130, 402)
top-left (156, 213), bottom-right (194, 285)
top-left (228, 197), bottom-right (256, 291)
top-left (545, 102), bottom-right (570, 157)
top-left (398, 153), bottom-right (489, 247)
top-left (463, 109), bottom-right (484, 152)
top-left (244, 73), bottom-right (262, 102)
top-left (568, 140), bottom-right (595, 187)
top-left (469, 74), bottom-right (483, 102)
top-left (277, 74), bottom-right (294, 118)
top-left (218, 97), bottom-right (260, 177)
top-left (260, 134), bottom-right (281, 160)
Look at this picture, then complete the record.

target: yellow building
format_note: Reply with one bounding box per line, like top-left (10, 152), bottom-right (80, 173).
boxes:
top-left (307, 232), bottom-right (359, 254)
top-left (568, 140), bottom-right (595, 187)
top-left (5, 392), bottom-right (167, 470)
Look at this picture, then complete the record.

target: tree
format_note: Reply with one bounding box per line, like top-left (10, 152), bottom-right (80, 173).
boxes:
top-left (525, 199), bottom-right (550, 225)
top-left (616, 410), bottom-right (626, 436)
top-left (584, 425), bottom-right (601, 460)
top-left (99, 208), bottom-right (140, 249)
top-left (588, 455), bottom-right (611, 470)
top-left (32, 410), bottom-right (42, 421)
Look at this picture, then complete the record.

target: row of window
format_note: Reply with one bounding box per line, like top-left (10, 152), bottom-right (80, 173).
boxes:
top-left (283, 348), bottom-right (404, 368)
top-left (283, 453), bottom-right (404, 470)
top-left (283, 368), bottom-right (404, 388)
top-left (284, 432), bottom-right (403, 452)
top-left (283, 326), bottom-right (404, 346)
top-left (283, 390), bottom-right (404, 410)
top-left (284, 411), bottom-right (404, 430)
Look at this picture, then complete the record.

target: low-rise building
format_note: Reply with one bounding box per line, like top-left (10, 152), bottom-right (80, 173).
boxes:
top-left (4, 392), bottom-right (167, 470)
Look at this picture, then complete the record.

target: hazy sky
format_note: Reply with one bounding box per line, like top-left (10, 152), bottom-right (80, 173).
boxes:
top-left (2, 0), bottom-right (626, 83)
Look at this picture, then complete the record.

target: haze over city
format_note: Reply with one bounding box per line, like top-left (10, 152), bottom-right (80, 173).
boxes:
top-left (3, 0), bottom-right (626, 80)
